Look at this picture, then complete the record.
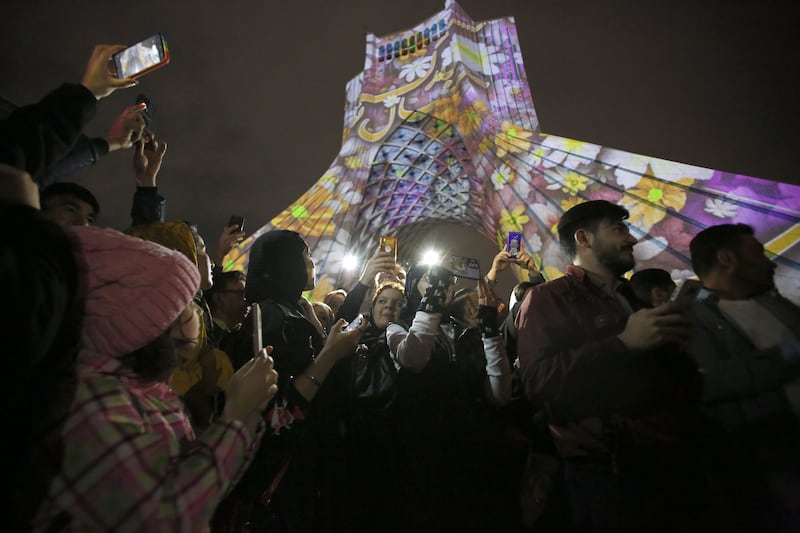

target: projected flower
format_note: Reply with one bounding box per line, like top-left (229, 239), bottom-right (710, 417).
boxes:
top-left (621, 171), bottom-right (694, 229)
top-left (441, 45), bottom-right (453, 68)
top-left (541, 136), bottom-right (601, 170)
top-left (600, 148), bottom-right (714, 189)
top-left (560, 171), bottom-right (589, 196)
top-left (491, 164), bottom-right (516, 191)
top-left (498, 205), bottom-right (530, 236)
top-left (399, 56), bottom-right (433, 82)
top-left (480, 44), bottom-right (508, 76)
top-left (704, 198), bottom-right (739, 219)
top-left (495, 120), bottom-right (533, 158)
top-left (383, 94), bottom-right (400, 108)
top-left (457, 99), bottom-right (488, 137)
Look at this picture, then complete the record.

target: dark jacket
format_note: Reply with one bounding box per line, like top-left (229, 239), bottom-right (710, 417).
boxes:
top-left (0, 83), bottom-right (97, 179)
top-left (687, 288), bottom-right (800, 430)
top-left (517, 266), bottom-right (703, 459)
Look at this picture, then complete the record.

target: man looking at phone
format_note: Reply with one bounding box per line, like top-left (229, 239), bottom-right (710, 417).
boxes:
top-left (516, 200), bottom-right (710, 531)
top-left (686, 223), bottom-right (800, 531)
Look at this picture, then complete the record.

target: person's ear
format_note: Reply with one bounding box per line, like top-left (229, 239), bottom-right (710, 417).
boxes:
top-left (716, 249), bottom-right (737, 270)
top-left (574, 228), bottom-right (592, 250)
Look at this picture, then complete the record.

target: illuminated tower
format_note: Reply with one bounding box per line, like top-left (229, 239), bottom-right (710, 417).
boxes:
top-left (226, 0), bottom-right (800, 301)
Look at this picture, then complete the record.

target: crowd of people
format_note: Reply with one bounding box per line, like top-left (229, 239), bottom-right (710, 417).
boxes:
top-left (3, 44), bottom-right (800, 532)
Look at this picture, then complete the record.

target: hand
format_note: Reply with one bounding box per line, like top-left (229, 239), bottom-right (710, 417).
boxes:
top-left (477, 277), bottom-right (500, 308)
top-left (486, 250), bottom-right (514, 283)
top-left (105, 103), bottom-right (146, 151)
top-left (133, 130), bottom-right (167, 187)
top-left (617, 304), bottom-right (693, 351)
top-left (81, 44), bottom-right (138, 99)
top-left (215, 224), bottom-right (246, 266)
top-left (322, 318), bottom-right (367, 361)
top-left (223, 347), bottom-right (279, 425)
top-left (359, 249), bottom-right (397, 286)
top-left (514, 250), bottom-right (540, 276)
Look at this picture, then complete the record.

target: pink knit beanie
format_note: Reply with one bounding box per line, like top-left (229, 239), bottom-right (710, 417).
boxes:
top-left (73, 226), bottom-right (200, 358)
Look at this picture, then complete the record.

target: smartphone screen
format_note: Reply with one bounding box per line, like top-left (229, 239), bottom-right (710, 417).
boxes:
top-left (450, 255), bottom-right (481, 280)
top-left (507, 231), bottom-right (522, 258)
top-left (251, 302), bottom-right (263, 355)
top-left (114, 33), bottom-right (169, 78)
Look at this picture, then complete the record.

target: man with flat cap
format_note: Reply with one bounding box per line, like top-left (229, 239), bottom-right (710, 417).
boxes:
top-left (516, 200), bottom-right (712, 532)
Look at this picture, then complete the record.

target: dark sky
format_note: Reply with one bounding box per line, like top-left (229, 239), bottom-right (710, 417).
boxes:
top-left (2, 0), bottom-right (798, 261)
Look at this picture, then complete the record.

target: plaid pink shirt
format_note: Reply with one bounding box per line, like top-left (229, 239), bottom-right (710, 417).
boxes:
top-left (32, 371), bottom-right (263, 532)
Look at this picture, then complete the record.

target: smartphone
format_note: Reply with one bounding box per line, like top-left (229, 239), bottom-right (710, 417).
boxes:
top-left (450, 255), bottom-right (481, 280)
top-left (135, 94), bottom-right (152, 127)
top-left (670, 279), bottom-right (702, 309)
top-left (113, 33), bottom-right (170, 79)
top-left (228, 215), bottom-right (245, 233)
top-left (380, 236), bottom-right (398, 262)
top-left (251, 302), bottom-right (263, 355)
top-left (345, 313), bottom-right (365, 332)
top-left (507, 231), bottom-right (522, 258)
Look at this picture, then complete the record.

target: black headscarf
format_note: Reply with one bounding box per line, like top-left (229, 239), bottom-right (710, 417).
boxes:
top-left (245, 229), bottom-right (308, 304)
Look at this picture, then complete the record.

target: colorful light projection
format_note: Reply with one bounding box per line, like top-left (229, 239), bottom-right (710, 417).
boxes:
top-left (225, 0), bottom-right (800, 302)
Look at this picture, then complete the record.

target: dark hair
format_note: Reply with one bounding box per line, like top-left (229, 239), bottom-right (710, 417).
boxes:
top-left (689, 224), bottom-right (754, 278)
top-left (557, 200), bottom-right (629, 259)
top-left (511, 281), bottom-right (534, 304)
top-left (205, 270), bottom-right (246, 310)
top-left (119, 329), bottom-right (177, 382)
top-left (629, 268), bottom-right (675, 306)
top-left (447, 287), bottom-right (476, 323)
top-left (40, 182), bottom-right (100, 216)
top-left (245, 229), bottom-right (308, 303)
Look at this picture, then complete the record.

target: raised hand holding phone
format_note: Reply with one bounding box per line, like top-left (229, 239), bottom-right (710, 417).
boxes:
top-left (82, 44), bottom-right (139, 99)
top-left (251, 302), bottom-right (263, 355)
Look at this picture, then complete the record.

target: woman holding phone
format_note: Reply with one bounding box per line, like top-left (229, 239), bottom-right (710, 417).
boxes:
top-left (213, 229), bottom-right (366, 533)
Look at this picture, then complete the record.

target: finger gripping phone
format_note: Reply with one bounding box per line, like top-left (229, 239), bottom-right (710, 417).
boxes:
top-left (113, 33), bottom-right (170, 79)
top-left (228, 215), bottom-right (245, 233)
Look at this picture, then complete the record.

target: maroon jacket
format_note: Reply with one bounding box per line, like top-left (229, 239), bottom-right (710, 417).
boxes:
top-left (517, 266), bottom-right (702, 459)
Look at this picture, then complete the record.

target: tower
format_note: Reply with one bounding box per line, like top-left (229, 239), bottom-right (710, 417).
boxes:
top-left (225, 0), bottom-right (800, 301)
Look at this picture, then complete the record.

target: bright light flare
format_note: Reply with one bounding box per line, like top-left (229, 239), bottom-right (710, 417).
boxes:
top-left (342, 255), bottom-right (359, 271)
top-left (420, 249), bottom-right (441, 266)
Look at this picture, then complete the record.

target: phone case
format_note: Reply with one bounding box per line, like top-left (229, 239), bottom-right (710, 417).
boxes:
top-left (507, 231), bottom-right (522, 258)
top-left (380, 236), bottom-right (398, 261)
top-left (113, 33), bottom-right (170, 79)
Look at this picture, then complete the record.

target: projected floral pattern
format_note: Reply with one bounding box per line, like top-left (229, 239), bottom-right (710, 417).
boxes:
top-left (226, 0), bottom-right (800, 303)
